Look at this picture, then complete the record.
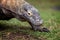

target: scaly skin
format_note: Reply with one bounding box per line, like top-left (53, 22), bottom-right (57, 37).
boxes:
top-left (0, 0), bottom-right (49, 32)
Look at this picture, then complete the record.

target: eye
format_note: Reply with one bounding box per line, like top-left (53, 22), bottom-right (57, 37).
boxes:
top-left (27, 10), bottom-right (33, 16)
top-left (27, 12), bottom-right (33, 16)
top-left (28, 13), bottom-right (31, 15)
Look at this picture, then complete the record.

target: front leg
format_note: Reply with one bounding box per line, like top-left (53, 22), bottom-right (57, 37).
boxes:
top-left (0, 8), bottom-right (14, 20)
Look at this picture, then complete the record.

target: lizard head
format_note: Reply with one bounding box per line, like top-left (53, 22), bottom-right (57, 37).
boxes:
top-left (21, 3), bottom-right (43, 26)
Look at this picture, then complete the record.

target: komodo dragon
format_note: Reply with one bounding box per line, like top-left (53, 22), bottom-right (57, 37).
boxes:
top-left (0, 0), bottom-right (49, 32)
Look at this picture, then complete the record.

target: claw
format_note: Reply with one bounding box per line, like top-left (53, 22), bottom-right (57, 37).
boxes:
top-left (32, 25), bottom-right (50, 32)
top-left (40, 28), bottom-right (50, 32)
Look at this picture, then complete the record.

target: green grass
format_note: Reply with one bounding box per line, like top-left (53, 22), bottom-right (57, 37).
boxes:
top-left (0, 0), bottom-right (60, 40)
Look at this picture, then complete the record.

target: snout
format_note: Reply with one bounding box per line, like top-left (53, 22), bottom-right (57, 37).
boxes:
top-left (31, 19), bottom-right (43, 25)
top-left (36, 19), bottom-right (43, 25)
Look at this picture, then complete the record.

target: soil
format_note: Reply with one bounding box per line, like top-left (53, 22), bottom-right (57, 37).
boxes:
top-left (2, 32), bottom-right (40, 40)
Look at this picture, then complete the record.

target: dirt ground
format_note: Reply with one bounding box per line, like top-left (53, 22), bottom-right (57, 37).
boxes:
top-left (1, 32), bottom-right (40, 40)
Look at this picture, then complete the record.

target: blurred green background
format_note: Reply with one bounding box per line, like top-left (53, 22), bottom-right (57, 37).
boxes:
top-left (0, 0), bottom-right (60, 40)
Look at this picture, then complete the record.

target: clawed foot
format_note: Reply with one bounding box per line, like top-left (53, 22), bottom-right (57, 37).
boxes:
top-left (32, 25), bottom-right (50, 32)
top-left (30, 23), bottom-right (50, 32)
top-left (33, 28), bottom-right (50, 32)
top-left (39, 28), bottom-right (50, 32)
